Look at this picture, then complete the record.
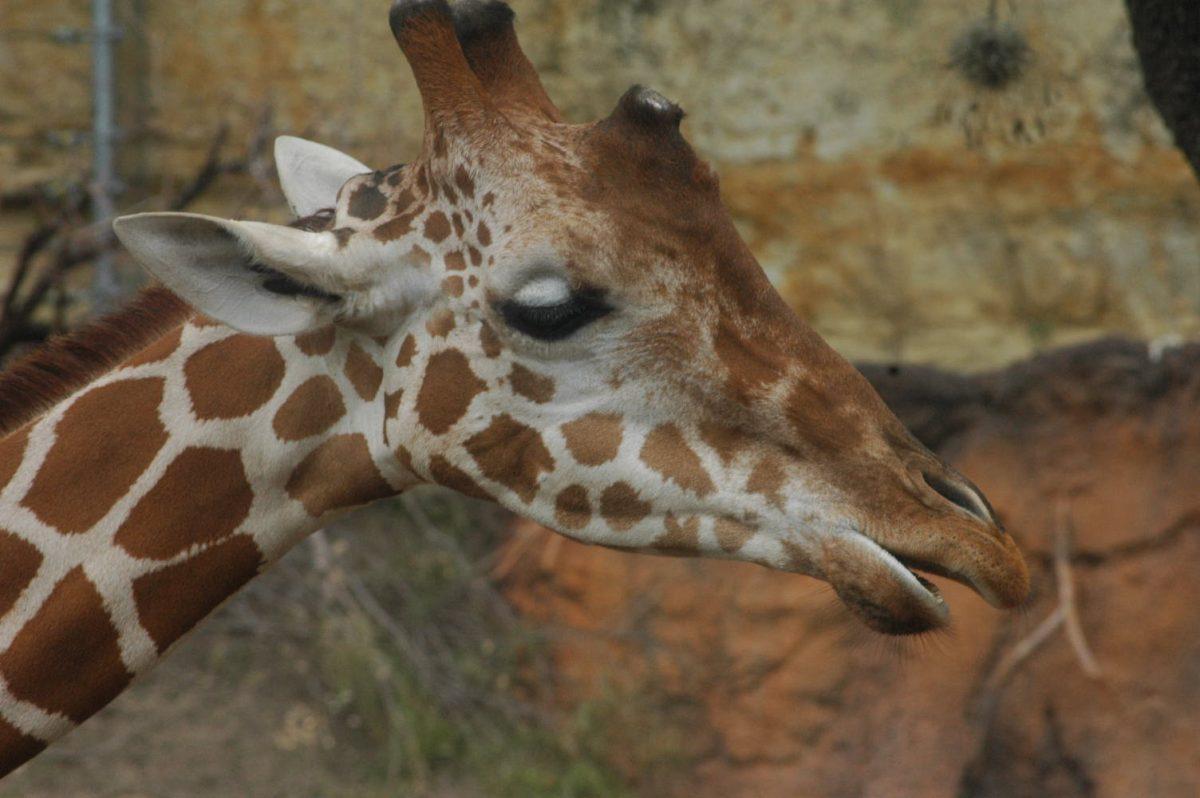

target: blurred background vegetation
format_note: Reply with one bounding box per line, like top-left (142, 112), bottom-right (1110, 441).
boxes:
top-left (1, 0), bottom-right (1198, 796)
top-left (1, 494), bottom-right (691, 797)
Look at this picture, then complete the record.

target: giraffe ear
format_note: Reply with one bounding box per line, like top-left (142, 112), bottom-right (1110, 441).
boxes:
top-left (275, 136), bottom-right (372, 217)
top-left (114, 212), bottom-right (360, 336)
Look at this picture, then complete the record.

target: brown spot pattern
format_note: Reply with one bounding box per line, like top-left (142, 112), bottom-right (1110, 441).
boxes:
top-left (429, 455), bottom-right (491, 501)
top-left (132, 535), bottom-right (263, 653)
top-left (126, 325), bottom-right (183, 367)
top-left (639, 424), bottom-right (715, 496)
top-left (477, 222), bottom-right (492, 247)
top-left (374, 209), bottom-right (420, 242)
top-left (600, 483), bottom-right (651, 532)
top-left (561, 414), bottom-right (623, 466)
top-left (348, 182), bottom-right (388, 221)
top-left (0, 716), bottom-right (46, 777)
top-left (186, 335), bottom-right (286, 420)
top-left (415, 350), bottom-right (485, 435)
top-left (23, 379), bottom-right (167, 534)
top-left (344, 344), bottom-right (383, 402)
top-left (510, 364), bottom-right (555, 404)
top-left (746, 454), bottom-right (787, 509)
top-left (454, 165), bottom-right (475, 199)
top-left (406, 245), bottom-right (433, 268)
top-left (698, 421), bottom-right (743, 467)
top-left (286, 434), bottom-right (393, 517)
top-left (0, 529), bottom-right (42, 619)
top-left (465, 415), bottom-right (555, 504)
top-left (392, 187), bottom-right (416, 212)
top-left (384, 390), bottom-right (404, 422)
top-left (295, 326), bottom-right (336, 357)
top-left (445, 251), bottom-right (467, 271)
top-left (0, 567), bottom-right (130, 723)
top-left (0, 427), bottom-right (29, 493)
top-left (443, 276), bottom-right (465, 297)
top-left (424, 212), bottom-right (451, 243)
top-left (273, 376), bottom-right (346, 441)
top-left (715, 518), bottom-right (756, 553)
top-left (426, 309), bottom-right (456, 338)
top-left (555, 485), bottom-right (592, 531)
top-left (657, 515), bottom-right (701, 553)
top-left (396, 335), bottom-right (418, 367)
top-left (395, 445), bottom-right (415, 474)
top-left (479, 323), bottom-right (502, 358)
top-left (115, 448), bottom-right (254, 560)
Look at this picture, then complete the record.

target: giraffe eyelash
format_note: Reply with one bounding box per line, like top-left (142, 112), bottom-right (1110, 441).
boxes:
top-left (497, 290), bottom-right (612, 342)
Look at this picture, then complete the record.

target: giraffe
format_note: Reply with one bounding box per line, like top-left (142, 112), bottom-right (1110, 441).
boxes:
top-left (0, 0), bottom-right (1029, 777)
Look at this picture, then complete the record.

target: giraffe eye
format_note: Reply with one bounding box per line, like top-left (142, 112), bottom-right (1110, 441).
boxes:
top-left (498, 288), bottom-right (612, 342)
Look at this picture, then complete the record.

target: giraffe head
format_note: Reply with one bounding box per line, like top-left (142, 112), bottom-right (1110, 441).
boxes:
top-left (114, 0), bottom-right (1028, 635)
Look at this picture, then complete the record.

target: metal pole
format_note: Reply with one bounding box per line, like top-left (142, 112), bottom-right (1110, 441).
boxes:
top-left (90, 0), bottom-right (121, 311)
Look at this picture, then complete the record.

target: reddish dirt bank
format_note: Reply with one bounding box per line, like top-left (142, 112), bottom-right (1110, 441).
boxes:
top-left (501, 338), bottom-right (1200, 798)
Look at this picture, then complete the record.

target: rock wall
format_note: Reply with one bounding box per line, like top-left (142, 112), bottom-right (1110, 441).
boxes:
top-left (501, 339), bottom-right (1200, 797)
top-left (3, 5), bottom-right (1198, 793)
top-left (3, 0), bottom-right (1198, 368)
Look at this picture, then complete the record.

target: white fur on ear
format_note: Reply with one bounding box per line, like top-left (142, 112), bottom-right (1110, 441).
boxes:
top-left (275, 136), bottom-right (371, 217)
top-left (114, 212), bottom-right (345, 336)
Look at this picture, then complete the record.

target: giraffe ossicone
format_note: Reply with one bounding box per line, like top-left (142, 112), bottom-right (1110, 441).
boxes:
top-left (0, 0), bottom-right (1029, 778)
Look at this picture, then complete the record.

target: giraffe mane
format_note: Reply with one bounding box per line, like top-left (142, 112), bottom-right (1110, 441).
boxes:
top-left (0, 286), bottom-right (193, 436)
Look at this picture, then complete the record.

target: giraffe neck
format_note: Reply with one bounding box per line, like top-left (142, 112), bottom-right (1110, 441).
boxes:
top-left (0, 316), bottom-right (407, 775)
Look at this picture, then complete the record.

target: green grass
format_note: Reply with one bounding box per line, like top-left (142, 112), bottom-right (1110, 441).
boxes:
top-left (311, 492), bottom-right (645, 798)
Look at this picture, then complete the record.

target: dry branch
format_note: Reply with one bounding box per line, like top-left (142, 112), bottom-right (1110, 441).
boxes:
top-left (977, 497), bottom-right (1103, 716)
top-left (1054, 500), bottom-right (1102, 678)
top-left (0, 116), bottom-right (270, 362)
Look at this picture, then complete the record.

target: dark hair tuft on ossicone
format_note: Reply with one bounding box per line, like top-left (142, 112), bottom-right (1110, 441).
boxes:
top-left (617, 85), bottom-right (686, 128)
top-left (389, 0), bottom-right (453, 40)
top-left (451, 0), bottom-right (516, 44)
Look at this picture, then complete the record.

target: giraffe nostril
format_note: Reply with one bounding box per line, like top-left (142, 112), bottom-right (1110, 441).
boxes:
top-left (922, 470), bottom-right (1002, 531)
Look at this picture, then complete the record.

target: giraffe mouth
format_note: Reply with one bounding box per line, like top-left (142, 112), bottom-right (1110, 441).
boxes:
top-left (821, 533), bottom-right (964, 635)
top-left (867, 536), bottom-right (1015, 632)
top-left (869, 541), bottom-right (953, 627)
top-left (878, 542), bottom-right (1010, 610)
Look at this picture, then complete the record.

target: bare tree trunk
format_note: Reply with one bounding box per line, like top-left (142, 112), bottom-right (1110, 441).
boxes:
top-left (1123, 1), bottom-right (1200, 180)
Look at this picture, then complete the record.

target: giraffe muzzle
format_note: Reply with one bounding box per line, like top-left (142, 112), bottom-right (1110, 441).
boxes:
top-left (818, 467), bottom-right (1030, 635)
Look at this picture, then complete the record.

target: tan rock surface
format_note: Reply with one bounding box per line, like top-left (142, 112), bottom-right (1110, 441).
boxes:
top-left (501, 340), bottom-right (1200, 797)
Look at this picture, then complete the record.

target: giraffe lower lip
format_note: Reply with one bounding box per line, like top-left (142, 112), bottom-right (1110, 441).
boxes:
top-left (832, 535), bottom-right (951, 634)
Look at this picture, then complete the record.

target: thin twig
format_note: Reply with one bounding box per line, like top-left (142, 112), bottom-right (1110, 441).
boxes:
top-left (976, 496), bottom-right (1103, 715)
top-left (0, 118), bottom-right (266, 360)
top-left (168, 124), bottom-right (230, 212)
top-left (981, 606), bottom-right (1064, 698)
top-left (1055, 500), bottom-right (1102, 678)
